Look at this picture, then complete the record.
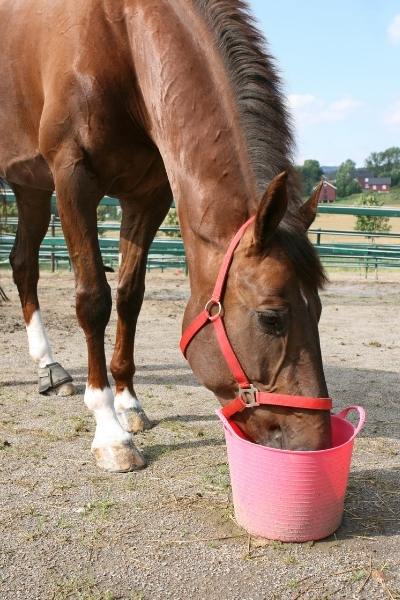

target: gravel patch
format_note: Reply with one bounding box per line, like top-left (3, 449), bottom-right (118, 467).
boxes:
top-left (0, 270), bottom-right (399, 600)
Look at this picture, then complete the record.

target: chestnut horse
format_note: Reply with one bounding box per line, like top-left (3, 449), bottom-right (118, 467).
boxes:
top-left (0, 0), bottom-right (331, 472)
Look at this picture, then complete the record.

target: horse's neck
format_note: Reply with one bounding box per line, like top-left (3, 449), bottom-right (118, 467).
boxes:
top-left (127, 0), bottom-right (258, 293)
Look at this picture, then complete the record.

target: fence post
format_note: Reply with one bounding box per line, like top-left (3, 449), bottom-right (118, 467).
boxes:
top-left (50, 213), bottom-right (56, 273)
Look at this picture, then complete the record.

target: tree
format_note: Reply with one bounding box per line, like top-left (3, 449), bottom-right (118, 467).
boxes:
top-left (365, 146), bottom-right (400, 186)
top-left (355, 194), bottom-right (391, 234)
top-left (0, 178), bottom-right (18, 234)
top-left (96, 204), bottom-right (121, 237)
top-left (296, 160), bottom-right (323, 195)
top-left (162, 207), bottom-right (181, 238)
top-left (335, 159), bottom-right (361, 198)
top-left (97, 205), bottom-right (120, 222)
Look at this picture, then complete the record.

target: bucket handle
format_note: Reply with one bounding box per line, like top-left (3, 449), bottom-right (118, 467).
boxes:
top-left (336, 405), bottom-right (366, 437)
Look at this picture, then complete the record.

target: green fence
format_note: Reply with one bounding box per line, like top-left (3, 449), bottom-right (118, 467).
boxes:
top-left (316, 205), bottom-right (400, 217)
top-left (2, 190), bottom-right (400, 274)
top-left (0, 232), bottom-right (186, 273)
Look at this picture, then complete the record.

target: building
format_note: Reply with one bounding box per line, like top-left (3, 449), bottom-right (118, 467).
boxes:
top-left (318, 180), bottom-right (337, 203)
top-left (356, 169), bottom-right (374, 188)
top-left (361, 177), bottom-right (391, 193)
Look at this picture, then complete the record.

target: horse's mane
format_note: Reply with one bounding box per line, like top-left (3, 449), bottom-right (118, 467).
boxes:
top-left (194, 1), bottom-right (297, 198)
top-left (194, 0), bottom-right (327, 288)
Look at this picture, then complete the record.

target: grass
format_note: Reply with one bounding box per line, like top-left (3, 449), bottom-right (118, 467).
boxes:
top-left (80, 498), bottom-right (116, 518)
top-left (56, 516), bottom-right (72, 530)
top-left (312, 187), bottom-right (400, 240)
top-left (331, 186), bottom-right (400, 206)
top-left (24, 510), bottom-right (48, 542)
top-left (53, 574), bottom-right (116, 600)
top-left (70, 415), bottom-right (91, 435)
top-left (349, 569), bottom-right (368, 583)
top-left (284, 555), bottom-right (299, 566)
top-left (203, 463), bottom-right (230, 491)
top-left (160, 419), bottom-right (188, 434)
top-left (142, 442), bottom-right (174, 462)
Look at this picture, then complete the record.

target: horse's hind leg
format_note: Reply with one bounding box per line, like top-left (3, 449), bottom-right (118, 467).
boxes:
top-left (110, 186), bottom-right (172, 433)
top-left (9, 183), bottom-right (74, 396)
top-left (53, 156), bottom-right (145, 472)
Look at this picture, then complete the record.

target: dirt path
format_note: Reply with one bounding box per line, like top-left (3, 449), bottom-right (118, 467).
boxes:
top-left (0, 270), bottom-right (399, 600)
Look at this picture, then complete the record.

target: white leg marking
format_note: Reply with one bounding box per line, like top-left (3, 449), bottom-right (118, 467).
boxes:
top-left (84, 385), bottom-right (131, 449)
top-left (26, 310), bottom-right (55, 368)
top-left (114, 388), bottom-right (142, 413)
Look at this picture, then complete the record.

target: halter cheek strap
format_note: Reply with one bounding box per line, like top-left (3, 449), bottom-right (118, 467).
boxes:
top-left (180, 216), bottom-right (332, 417)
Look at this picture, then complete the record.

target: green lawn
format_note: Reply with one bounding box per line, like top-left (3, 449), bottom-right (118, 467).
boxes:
top-left (333, 186), bottom-right (400, 206)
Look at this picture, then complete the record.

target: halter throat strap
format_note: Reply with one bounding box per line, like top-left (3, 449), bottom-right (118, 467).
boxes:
top-left (179, 216), bottom-right (332, 417)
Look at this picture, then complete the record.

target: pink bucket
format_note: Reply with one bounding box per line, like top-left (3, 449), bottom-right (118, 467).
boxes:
top-left (217, 405), bottom-right (366, 542)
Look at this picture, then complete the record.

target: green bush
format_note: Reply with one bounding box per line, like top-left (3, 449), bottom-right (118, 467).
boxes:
top-left (355, 194), bottom-right (391, 234)
top-left (163, 208), bottom-right (181, 237)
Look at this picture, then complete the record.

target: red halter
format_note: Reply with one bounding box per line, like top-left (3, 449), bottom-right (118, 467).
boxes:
top-left (180, 216), bottom-right (332, 418)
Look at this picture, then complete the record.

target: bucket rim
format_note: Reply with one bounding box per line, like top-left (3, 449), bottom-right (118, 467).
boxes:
top-left (216, 405), bottom-right (366, 456)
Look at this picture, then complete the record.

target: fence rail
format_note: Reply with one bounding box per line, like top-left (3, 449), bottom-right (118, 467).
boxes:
top-left (3, 189), bottom-right (400, 215)
top-left (316, 205), bottom-right (400, 217)
top-left (2, 191), bottom-right (400, 273)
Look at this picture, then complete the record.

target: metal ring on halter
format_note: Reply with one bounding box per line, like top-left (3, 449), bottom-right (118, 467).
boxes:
top-left (205, 299), bottom-right (223, 321)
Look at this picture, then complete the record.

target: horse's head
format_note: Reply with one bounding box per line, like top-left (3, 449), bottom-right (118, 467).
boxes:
top-left (184, 172), bottom-right (331, 451)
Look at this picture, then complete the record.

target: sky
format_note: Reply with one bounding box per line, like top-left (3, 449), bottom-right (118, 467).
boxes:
top-left (248, 0), bottom-right (400, 167)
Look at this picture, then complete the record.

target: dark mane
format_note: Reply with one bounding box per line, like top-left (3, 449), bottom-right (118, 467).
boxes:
top-left (194, 0), bottom-right (326, 288)
top-left (194, 0), bottom-right (299, 201)
top-left (276, 226), bottom-right (328, 290)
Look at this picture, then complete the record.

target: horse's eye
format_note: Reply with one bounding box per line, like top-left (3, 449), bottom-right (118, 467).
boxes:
top-left (256, 310), bottom-right (288, 336)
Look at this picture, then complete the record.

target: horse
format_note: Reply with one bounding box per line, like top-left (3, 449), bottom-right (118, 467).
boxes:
top-left (0, 0), bottom-right (331, 472)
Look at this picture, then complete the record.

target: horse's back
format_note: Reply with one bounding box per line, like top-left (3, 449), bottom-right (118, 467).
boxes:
top-left (0, 1), bottom-right (47, 183)
top-left (0, 0), bottom-right (134, 188)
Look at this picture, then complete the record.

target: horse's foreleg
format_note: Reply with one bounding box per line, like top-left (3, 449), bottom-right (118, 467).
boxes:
top-left (54, 158), bottom-right (145, 472)
top-left (9, 184), bottom-right (74, 396)
top-left (111, 188), bottom-right (172, 433)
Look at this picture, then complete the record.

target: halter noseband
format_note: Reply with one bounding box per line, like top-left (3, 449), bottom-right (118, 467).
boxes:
top-left (180, 216), bottom-right (332, 418)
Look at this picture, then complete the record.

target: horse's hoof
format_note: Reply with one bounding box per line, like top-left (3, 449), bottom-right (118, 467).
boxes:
top-left (92, 440), bottom-right (146, 472)
top-left (117, 408), bottom-right (152, 433)
top-left (56, 381), bottom-right (76, 396)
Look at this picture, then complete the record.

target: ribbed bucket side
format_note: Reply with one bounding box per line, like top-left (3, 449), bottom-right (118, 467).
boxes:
top-left (222, 414), bottom-right (357, 542)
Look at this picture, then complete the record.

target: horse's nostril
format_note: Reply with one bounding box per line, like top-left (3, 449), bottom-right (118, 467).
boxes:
top-left (261, 427), bottom-right (282, 449)
top-left (271, 428), bottom-right (282, 442)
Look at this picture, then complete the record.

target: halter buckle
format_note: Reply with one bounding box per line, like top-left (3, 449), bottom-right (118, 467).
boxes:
top-left (204, 299), bottom-right (223, 321)
top-left (238, 384), bottom-right (259, 408)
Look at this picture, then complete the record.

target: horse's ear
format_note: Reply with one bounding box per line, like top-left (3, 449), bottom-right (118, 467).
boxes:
top-left (299, 181), bottom-right (323, 230)
top-left (253, 171), bottom-right (288, 251)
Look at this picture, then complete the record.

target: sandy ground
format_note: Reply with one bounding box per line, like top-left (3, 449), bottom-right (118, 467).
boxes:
top-left (0, 269), bottom-right (399, 600)
top-left (308, 213), bottom-right (399, 247)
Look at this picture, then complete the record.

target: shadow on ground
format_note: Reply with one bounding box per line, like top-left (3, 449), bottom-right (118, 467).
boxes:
top-left (331, 466), bottom-right (400, 539)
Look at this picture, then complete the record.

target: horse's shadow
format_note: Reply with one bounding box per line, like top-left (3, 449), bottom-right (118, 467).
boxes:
top-left (324, 365), bottom-right (399, 441)
top-left (326, 466), bottom-right (400, 540)
top-left (142, 436), bottom-right (225, 465)
top-left (69, 362), bottom-right (200, 388)
top-left (2, 361), bottom-right (398, 540)
top-left (3, 363), bottom-right (399, 444)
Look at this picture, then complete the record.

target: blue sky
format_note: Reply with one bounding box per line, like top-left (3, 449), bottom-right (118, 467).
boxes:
top-left (248, 1), bottom-right (400, 166)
